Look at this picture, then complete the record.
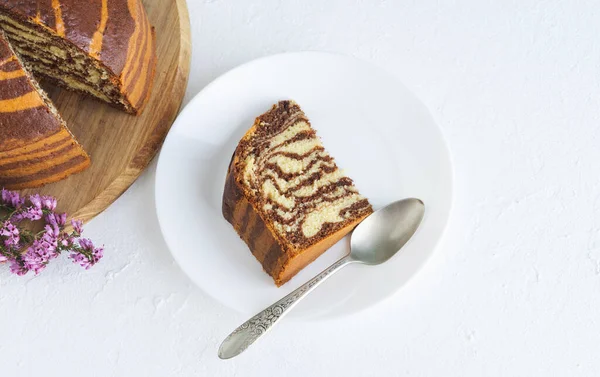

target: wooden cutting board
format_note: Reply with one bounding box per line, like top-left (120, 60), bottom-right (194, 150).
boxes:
top-left (19, 0), bottom-right (191, 222)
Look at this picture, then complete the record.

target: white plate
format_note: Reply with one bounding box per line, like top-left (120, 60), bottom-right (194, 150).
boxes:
top-left (155, 52), bottom-right (453, 320)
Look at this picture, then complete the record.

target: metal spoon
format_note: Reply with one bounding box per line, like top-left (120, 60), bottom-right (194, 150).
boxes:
top-left (218, 198), bottom-right (425, 359)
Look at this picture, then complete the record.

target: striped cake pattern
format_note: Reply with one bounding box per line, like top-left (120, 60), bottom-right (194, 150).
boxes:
top-left (0, 32), bottom-right (90, 189)
top-left (0, 0), bottom-right (156, 113)
top-left (223, 101), bottom-right (373, 286)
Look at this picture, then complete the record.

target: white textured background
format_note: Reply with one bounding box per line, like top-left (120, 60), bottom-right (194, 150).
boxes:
top-left (2, 0), bottom-right (600, 375)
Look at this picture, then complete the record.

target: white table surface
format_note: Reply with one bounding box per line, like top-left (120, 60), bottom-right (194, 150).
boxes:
top-left (2, 0), bottom-right (599, 375)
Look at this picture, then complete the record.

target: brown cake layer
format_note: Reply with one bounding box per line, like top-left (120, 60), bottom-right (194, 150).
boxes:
top-left (223, 101), bottom-right (373, 286)
top-left (0, 0), bottom-right (156, 114)
top-left (0, 31), bottom-right (89, 189)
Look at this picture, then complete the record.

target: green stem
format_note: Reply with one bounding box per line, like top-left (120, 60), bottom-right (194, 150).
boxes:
top-left (0, 204), bottom-right (15, 222)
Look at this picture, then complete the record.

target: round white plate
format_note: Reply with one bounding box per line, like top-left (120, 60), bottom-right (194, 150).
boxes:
top-left (155, 52), bottom-right (453, 320)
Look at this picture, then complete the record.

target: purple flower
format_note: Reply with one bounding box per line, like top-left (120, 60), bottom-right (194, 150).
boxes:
top-left (69, 252), bottom-right (89, 269)
top-left (0, 221), bottom-right (20, 248)
top-left (13, 206), bottom-right (43, 222)
top-left (93, 246), bottom-right (104, 263)
top-left (70, 238), bottom-right (104, 269)
top-left (44, 225), bottom-right (59, 240)
top-left (1, 189), bottom-right (24, 208)
top-left (46, 213), bottom-right (66, 230)
top-left (22, 225), bottom-right (60, 274)
top-left (1, 190), bottom-right (103, 276)
top-left (71, 219), bottom-right (84, 235)
top-left (79, 238), bottom-right (94, 251)
top-left (22, 249), bottom-right (47, 274)
top-left (29, 194), bottom-right (42, 209)
top-left (41, 196), bottom-right (57, 211)
top-left (60, 239), bottom-right (71, 248)
top-left (59, 232), bottom-right (75, 248)
top-left (9, 259), bottom-right (28, 276)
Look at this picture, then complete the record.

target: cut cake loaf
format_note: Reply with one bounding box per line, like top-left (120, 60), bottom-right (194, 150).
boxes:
top-left (0, 0), bottom-right (156, 114)
top-left (0, 31), bottom-right (89, 189)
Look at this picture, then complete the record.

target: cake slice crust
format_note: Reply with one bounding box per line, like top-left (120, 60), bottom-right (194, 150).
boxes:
top-left (223, 101), bottom-right (373, 286)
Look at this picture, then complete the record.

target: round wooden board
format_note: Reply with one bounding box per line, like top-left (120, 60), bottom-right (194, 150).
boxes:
top-left (19, 0), bottom-right (191, 223)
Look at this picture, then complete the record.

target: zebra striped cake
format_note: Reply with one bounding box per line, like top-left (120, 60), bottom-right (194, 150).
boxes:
top-left (0, 0), bottom-right (156, 114)
top-left (0, 0), bottom-right (156, 188)
top-left (223, 101), bottom-right (373, 286)
top-left (0, 31), bottom-right (90, 189)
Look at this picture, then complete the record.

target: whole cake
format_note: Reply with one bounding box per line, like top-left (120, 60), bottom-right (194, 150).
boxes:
top-left (223, 101), bottom-right (373, 286)
top-left (0, 31), bottom-right (89, 189)
top-left (0, 0), bottom-right (156, 114)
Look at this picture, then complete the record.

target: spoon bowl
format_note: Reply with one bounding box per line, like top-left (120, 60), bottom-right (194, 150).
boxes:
top-left (350, 198), bottom-right (425, 265)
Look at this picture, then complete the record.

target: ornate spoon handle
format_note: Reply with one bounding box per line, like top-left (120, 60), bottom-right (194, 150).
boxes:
top-left (218, 255), bottom-right (353, 359)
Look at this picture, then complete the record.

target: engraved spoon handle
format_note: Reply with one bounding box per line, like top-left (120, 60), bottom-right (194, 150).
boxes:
top-left (218, 255), bottom-right (354, 359)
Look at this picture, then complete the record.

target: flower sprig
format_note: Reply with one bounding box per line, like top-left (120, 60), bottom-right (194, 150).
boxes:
top-left (0, 189), bottom-right (103, 276)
